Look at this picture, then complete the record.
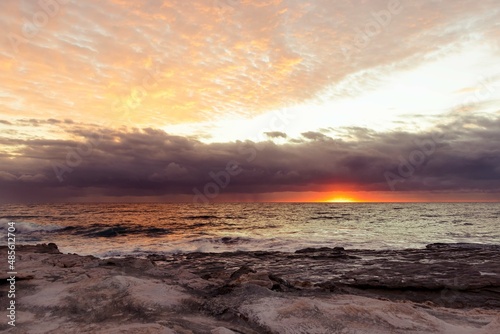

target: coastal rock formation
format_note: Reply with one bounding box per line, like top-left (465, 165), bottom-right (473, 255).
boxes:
top-left (0, 243), bottom-right (499, 333)
top-left (166, 243), bottom-right (500, 309)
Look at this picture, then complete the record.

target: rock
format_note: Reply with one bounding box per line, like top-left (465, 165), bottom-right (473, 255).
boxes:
top-left (165, 243), bottom-right (500, 308)
top-left (233, 272), bottom-right (274, 290)
top-left (229, 265), bottom-right (255, 280)
top-left (13, 242), bottom-right (61, 254)
top-left (98, 257), bottom-right (155, 271)
top-left (426, 243), bottom-right (500, 250)
top-left (315, 280), bottom-right (336, 291)
top-left (295, 247), bottom-right (335, 253)
top-left (6, 242), bottom-right (500, 333)
top-left (210, 327), bottom-right (236, 334)
top-left (294, 246), bottom-right (358, 260)
top-left (0, 274), bottom-right (34, 284)
top-left (54, 254), bottom-right (91, 268)
top-left (269, 274), bottom-right (295, 291)
top-left (147, 254), bottom-right (168, 262)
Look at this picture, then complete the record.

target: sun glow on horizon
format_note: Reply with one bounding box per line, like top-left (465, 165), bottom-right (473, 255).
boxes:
top-left (326, 196), bottom-right (357, 203)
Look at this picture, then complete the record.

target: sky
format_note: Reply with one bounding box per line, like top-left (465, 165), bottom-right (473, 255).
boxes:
top-left (0, 0), bottom-right (499, 203)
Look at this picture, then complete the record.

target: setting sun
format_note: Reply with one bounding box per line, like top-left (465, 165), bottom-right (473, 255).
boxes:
top-left (327, 197), bottom-right (356, 203)
top-left (322, 192), bottom-right (359, 202)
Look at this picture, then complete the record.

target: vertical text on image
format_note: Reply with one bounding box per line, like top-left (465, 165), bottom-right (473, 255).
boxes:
top-left (6, 221), bottom-right (17, 327)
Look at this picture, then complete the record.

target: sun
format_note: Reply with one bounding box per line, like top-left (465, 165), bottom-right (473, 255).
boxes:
top-left (327, 197), bottom-right (355, 203)
top-left (317, 191), bottom-right (362, 203)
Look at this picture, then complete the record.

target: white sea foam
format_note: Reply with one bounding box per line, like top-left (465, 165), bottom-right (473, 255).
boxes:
top-left (0, 219), bottom-right (62, 233)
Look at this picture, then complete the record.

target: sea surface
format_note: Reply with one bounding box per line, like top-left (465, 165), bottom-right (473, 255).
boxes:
top-left (1, 203), bottom-right (499, 258)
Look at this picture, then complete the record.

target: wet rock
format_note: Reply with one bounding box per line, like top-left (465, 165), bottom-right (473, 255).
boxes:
top-left (233, 272), bottom-right (274, 290)
top-left (98, 257), bottom-right (155, 272)
top-left (0, 274), bottom-right (34, 284)
top-left (210, 327), bottom-right (237, 334)
top-left (47, 254), bottom-right (94, 268)
top-left (7, 242), bottom-right (500, 333)
top-left (294, 246), bottom-right (359, 260)
top-left (11, 242), bottom-right (61, 254)
top-left (295, 247), bottom-right (335, 253)
top-left (426, 243), bottom-right (500, 250)
top-left (230, 265), bottom-right (256, 280)
top-left (268, 274), bottom-right (300, 292)
top-left (315, 280), bottom-right (337, 291)
top-left (147, 254), bottom-right (168, 262)
top-left (164, 243), bottom-right (500, 309)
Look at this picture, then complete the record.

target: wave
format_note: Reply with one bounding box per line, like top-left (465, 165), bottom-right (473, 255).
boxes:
top-left (61, 224), bottom-right (171, 238)
top-left (184, 215), bottom-right (219, 220)
top-left (0, 219), bottom-right (63, 233)
top-left (188, 236), bottom-right (253, 245)
top-left (310, 215), bottom-right (347, 220)
top-left (223, 215), bottom-right (247, 220)
top-left (426, 243), bottom-right (500, 250)
top-left (0, 215), bottom-right (54, 220)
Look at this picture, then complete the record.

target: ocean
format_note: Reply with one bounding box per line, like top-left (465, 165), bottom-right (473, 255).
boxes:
top-left (1, 203), bottom-right (499, 258)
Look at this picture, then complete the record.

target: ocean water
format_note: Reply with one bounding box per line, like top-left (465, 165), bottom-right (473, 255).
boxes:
top-left (0, 203), bottom-right (499, 258)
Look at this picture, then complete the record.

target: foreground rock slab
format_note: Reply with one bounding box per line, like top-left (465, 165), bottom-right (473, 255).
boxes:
top-left (0, 243), bottom-right (499, 333)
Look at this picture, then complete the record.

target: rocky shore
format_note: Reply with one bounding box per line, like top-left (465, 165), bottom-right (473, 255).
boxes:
top-left (1, 243), bottom-right (499, 333)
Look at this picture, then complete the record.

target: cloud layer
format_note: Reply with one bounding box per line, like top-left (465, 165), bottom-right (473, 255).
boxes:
top-left (1, 1), bottom-right (499, 202)
top-left (1, 0), bottom-right (499, 128)
top-left (0, 112), bottom-right (499, 202)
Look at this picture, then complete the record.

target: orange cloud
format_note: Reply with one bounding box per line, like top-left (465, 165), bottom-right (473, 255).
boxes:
top-left (0, 0), bottom-right (498, 133)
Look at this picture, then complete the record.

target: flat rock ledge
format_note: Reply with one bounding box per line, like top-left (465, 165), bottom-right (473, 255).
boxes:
top-left (0, 243), bottom-right (499, 334)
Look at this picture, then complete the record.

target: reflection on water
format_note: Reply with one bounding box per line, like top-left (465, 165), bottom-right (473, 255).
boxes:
top-left (0, 203), bottom-right (499, 257)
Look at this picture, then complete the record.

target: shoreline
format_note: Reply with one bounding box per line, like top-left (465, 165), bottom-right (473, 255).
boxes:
top-left (1, 243), bottom-right (499, 333)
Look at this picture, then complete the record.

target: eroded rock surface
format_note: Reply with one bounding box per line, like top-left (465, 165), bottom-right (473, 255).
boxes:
top-left (0, 243), bottom-right (499, 333)
top-left (164, 243), bottom-right (500, 309)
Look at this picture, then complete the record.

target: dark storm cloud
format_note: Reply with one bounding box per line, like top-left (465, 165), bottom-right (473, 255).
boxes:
top-left (15, 118), bottom-right (67, 126)
top-left (301, 131), bottom-right (331, 141)
top-left (0, 112), bottom-right (499, 202)
top-left (265, 131), bottom-right (288, 138)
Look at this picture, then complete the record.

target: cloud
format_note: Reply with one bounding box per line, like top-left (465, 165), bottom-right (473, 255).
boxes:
top-left (0, 171), bottom-right (17, 182)
top-left (148, 162), bottom-right (189, 181)
top-left (0, 0), bottom-right (498, 128)
top-left (1, 1), bottom-right (499, 202)
top-left (265, 131), bottom-right (287, 138)
top-left (0, 112), bottom-right (499, 202)
top-left (17, 174), bottom-right (49, 183)
top-left (301, 131), bottom-right (330, 141)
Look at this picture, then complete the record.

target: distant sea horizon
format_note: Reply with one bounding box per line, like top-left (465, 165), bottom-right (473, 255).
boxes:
top-left (2, 200), bottom-right (500, 204)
